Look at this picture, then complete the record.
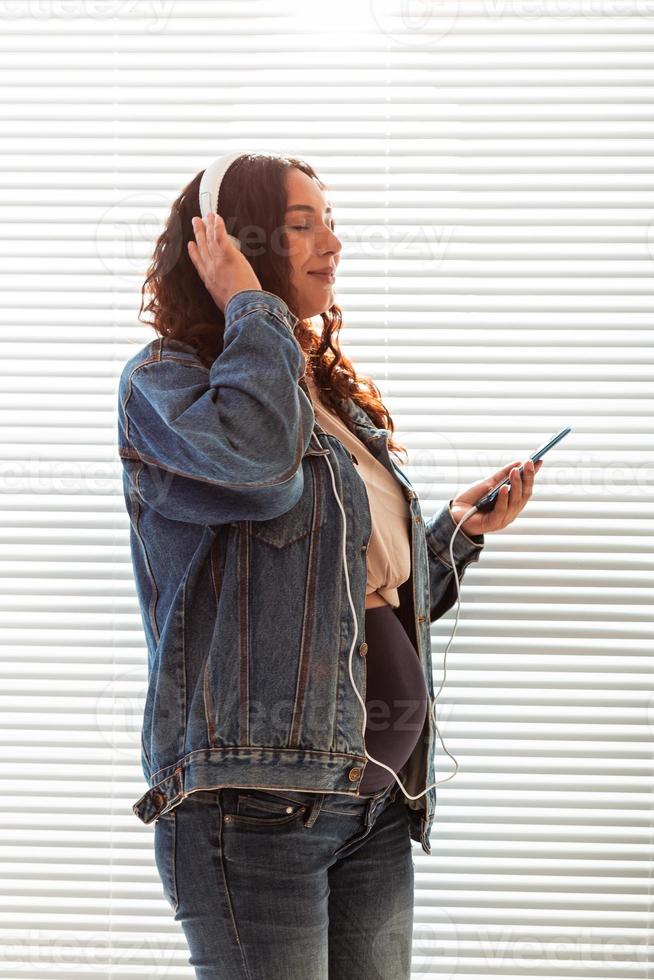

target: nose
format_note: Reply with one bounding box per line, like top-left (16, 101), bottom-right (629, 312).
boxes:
top-left (320, 227), bottom-right (341, 259)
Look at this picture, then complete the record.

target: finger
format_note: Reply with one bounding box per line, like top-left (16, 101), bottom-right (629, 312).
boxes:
top-left (187, 238), bottom-right (205, 278)
top-left (202, 213), bottom-right (218, 260)
top-left (204, 213), bottom-right (223, 266)
top-left (493, 476), bottom-right (511, 525)
top-left (209, 211), bottom-right (222, 251)
top-left (191, 215), bottom-right (210, 267)
top-left (489, 459), bottom-right (521, 489)
top-left (209, 211), bottom-right (227, 253)
top-left (522, 458), bottom-right (535, 495)
top-left (509, 464), bottom-right (525, 512)
top-left (525, 457), bottom-right (544, 494)
top-left (215, 212), bottom-right (227, 246)
top-left (500, 474), bottom-right (513, 527)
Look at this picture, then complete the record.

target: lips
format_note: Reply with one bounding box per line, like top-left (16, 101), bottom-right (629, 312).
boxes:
top-left (308, 271), bottom-right (335, 282)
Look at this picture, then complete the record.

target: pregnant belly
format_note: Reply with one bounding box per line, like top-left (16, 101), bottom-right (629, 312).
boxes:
top-left (358, 604), bottom-right (430, 795)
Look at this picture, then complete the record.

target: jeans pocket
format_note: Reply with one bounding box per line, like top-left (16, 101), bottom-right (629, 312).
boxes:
top-left (153, 810), bottom-right (179, 913)
top-left (226, 788), bottom-right (310, 826)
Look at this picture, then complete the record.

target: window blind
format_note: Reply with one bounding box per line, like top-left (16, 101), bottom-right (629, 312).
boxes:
top-left (1, 1), bottom-right (652, 977)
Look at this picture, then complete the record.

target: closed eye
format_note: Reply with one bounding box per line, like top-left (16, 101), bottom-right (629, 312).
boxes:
top-left (290, 223), bottom-right (336, 232)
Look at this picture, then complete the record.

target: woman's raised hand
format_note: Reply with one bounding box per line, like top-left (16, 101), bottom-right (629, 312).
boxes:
top-left (187, 212), bottom-right (262, 314)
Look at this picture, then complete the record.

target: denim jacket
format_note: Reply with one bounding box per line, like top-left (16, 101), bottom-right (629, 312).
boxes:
top-left (117, 289), bottom-right (485, 855)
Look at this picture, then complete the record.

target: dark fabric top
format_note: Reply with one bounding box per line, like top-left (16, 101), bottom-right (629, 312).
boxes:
top-left (358, 604), bottom-right (430, 795)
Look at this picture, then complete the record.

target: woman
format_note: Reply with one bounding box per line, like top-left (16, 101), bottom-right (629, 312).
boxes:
top-left (117, 151), bottom-right (542, 979)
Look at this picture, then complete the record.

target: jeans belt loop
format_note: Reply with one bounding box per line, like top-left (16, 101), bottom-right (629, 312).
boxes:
top-left (366, 793), bottom-right (382, 827)
top-left (368, 783), bottom-right (393, 825)
top-left (303, 792), bottom-right (325, 828)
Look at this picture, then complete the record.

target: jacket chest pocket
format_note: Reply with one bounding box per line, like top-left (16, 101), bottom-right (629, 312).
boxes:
top-left (247, 456), bottom-right (329, 550)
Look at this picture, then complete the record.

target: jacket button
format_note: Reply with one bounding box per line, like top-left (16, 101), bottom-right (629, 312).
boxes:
top-left (414, 515), bottom-right (422, 525)
top-left (151, 791), bottom-right (164, 808)
top-left (348, 767), bottom-right (361, 782)
top-left (358, 641), bottom-right (368, 657)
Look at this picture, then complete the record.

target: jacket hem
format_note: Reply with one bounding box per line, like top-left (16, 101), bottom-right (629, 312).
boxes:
top-left (132, 745), bottom-right (433, 854)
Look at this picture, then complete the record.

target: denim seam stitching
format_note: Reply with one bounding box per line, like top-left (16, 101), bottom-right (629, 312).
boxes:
top-left (159, 353), bottom-right (209, 372)
top-left (132, 462), bottom-right (160, 644)
top-left (146, 748), bottom-right (368, 785)
top-left (180, 573), bottom-right (188, 775)
top-left (217, 800), bottom-right (252, 976)
top-left (289, 460), bottom-right (322, 745)
top-left (203, 653), bottom-right (217, 748)
top-left (240, 533), bottom-right (250, 743)
top-left (171, 810), bottom-right (180, 914)
top-left (228, 304), bottom-right (293, 335)
top-left (204, 535), bottom-right (220, 747)
top-left (210, 532), bottom-right (222, 603)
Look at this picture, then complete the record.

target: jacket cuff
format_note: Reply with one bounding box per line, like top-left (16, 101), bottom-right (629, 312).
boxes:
top-left (425, 499), bottom-right (485, 569)
top-left (224, 289), bottom-right (299, 334)
top-left (448, 499), bottom-right (485, 547)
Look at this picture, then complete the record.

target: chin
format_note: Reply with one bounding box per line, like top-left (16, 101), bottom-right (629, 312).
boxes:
top-left (298, 304), bottom-right (332, 321)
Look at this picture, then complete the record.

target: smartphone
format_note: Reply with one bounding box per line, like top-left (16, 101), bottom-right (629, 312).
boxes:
top-left (473, 426), bottom-right (572, 513)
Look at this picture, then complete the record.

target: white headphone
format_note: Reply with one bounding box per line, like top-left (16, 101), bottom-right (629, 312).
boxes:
top-left (198, 149), bottom-right (273, 251)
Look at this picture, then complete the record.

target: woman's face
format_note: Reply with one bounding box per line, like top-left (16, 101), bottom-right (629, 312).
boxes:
top-left (283, 167), bottom-right (342, 321)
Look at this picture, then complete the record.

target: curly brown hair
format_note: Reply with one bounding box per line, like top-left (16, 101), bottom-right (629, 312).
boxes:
top-left (137, 152), bottom-right (407, 463)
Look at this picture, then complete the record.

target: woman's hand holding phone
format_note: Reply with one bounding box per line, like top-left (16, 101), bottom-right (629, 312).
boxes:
top-left (450, 457), bottom-right (544, 537)
top-left (448, 427), bottom-right (570, 537)
top-left (187, 212), bottom-right (262, 314)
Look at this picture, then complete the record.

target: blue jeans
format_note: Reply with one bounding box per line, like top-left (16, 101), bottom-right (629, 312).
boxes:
top-left (153, 779), bottom-right (415, 978)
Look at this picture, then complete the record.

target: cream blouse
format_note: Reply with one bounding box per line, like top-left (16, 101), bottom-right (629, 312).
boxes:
top-left (304, 374), bottom-right (411, 609)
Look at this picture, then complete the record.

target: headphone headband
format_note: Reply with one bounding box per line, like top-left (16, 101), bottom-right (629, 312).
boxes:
top-left (198, 150), bottom-right (257, 220)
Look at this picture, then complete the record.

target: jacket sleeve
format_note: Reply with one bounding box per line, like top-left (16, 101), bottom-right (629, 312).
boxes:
top-left (425, 499), bottom-right (485, 623)
top-left (118, 289), bottom-right (316, 525)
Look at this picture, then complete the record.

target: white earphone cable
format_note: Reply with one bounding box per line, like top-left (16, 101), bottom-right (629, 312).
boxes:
top-left (323, 446), bottom-right (480, 802)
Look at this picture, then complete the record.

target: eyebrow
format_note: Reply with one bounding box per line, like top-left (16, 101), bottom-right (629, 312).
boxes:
top-left (285, 204), bottom-right (333, 215)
